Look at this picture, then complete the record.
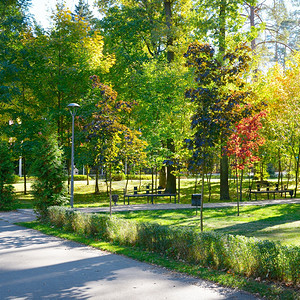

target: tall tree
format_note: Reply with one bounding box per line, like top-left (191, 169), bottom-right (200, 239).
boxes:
top-left (193, 0), bottom-right (256, 200)
top-left (226, 110), bottom-right (266, 215)
top-left (0, 0), bottom-right (30, 128)
top-left (26, 4), bottom-right (114, 145)
top-left (185, 41), bottom-right (258, 213)
top-left (255, 52), bottom-right (300, 196)
top-left (74, 0), bottom-right (94, 23)
top-left (98, 0), bottom-right (194, 193)
top-left (243, 0), bottom-right (299, 66)
top-left (84, 75), bottom-right (146, 211)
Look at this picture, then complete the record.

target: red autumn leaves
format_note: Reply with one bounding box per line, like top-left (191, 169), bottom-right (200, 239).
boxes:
top-left (226, 110), bottom-right (267, 170)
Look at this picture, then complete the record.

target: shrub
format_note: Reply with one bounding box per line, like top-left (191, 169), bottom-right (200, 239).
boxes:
top-left (68, 175), bottom-right (92, 181)
top-left (46, 206), bottom-right (300, 285)
top-left (11, 175), bottom-right (19, 184)
top-left (31, 134), bottom-right (68, 219)
top-left (126, 174), bottom-right (152, 180)
top-left (0, 141), bottom-right (15, 211)
top-left (85, 214), bottom-right (111, 237)
top-left (111, 172), bottom-right (125, 181)
top-left (48, 206), bottom-right (69, 227)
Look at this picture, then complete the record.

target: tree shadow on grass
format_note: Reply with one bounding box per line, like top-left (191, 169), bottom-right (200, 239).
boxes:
top-left (214, 204), bottom-right (300, 237)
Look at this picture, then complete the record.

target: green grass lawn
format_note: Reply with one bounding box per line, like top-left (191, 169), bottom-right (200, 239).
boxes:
top-left (107, 204), bottom-right (300, 246)
top-left (14, 177), bottom-right (298, 208)
top-left (13, 178), bottom-right (300, 246)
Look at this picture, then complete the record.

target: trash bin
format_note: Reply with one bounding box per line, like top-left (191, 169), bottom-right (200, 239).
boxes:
top-left (112, 194), bottom-right (119, 205)
top-left (191, 194), bottom-right (201, 206)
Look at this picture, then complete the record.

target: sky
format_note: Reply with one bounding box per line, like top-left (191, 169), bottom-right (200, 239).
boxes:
top-left (29, 0), bottom-right (100, 29)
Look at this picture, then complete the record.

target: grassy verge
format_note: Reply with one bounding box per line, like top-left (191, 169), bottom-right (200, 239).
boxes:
top-left (104, 204), bottom-right (300, 246)
top-left (19, 221), bottom-right (299, 300)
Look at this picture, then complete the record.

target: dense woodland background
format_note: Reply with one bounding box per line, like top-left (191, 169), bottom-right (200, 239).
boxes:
top-left (1, 0), bottom-right (300, 202)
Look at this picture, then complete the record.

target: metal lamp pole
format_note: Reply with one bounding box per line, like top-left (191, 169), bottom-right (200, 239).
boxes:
top-left (67, 103), bottom-right (80, 208)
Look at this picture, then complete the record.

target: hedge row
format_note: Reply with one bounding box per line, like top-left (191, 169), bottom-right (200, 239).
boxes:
top-left (47, 206), bottom-right (300, 285)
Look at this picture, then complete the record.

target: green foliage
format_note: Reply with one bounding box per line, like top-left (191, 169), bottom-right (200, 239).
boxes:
top-left (0, 0), bottom-right (28, 106)
top-left (126, 174), bottom-right (152, 180)
top-left (11, 175), bottom-right (20, 184)
top-left (47, 206), bottom-right (300, 285)
top-left (0, 141), bottom-right (15, 210)
top-left (111, 172), bottom-right (126, 181)
top-left (68, 175), bottom-right (92, 181)
top-left (31, 134), bottom-right (68, 219)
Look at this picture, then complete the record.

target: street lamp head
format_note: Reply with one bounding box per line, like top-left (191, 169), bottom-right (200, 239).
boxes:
top-left (67, 103), bottom-right (80, 116)
top-left (68, 103), bottom-right (80, 108)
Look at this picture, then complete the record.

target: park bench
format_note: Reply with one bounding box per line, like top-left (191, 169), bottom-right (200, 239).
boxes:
top-left (123, 186), bottom-right (177, 205)
top-left (249, 182), bottom-right (294, 201)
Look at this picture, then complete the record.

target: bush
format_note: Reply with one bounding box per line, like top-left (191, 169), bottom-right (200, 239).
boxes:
top-left (46, 206), bottom-right (300, 285)
top-left (31, 134), bottom-right (68, 219)
top-left (68, 175), bottom-right (92, 181)
top-left (126, 174), bottom-right (152, 180)
top-left (111, 172), bottom-right (126, 181)
top-left (9, 175), bottom-right (20, 184)
top-left (0, 141), bottom-right (15, 211)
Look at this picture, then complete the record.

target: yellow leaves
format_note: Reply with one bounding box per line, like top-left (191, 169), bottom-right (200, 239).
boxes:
top-left (85, 30), bottom-right (115, 72)
top-left (258, 51), bottom-right (300, 138)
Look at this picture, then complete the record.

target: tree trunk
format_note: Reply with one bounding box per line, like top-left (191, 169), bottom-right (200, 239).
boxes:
top-left (95, 167), bottom-right (99, 194)
top-left (86, 165), bottom-right (90, 185)
top-left (200, 170), bottom-right (204, 232)
top-left (155, 166), bottom-right (158, 190)
top-left (287, 156), bottom-right (292, 188)
top-left (238, 168), bottom-right (244, 216)
top-left (220, 153), bottom-right (230, 200)
top-left (125, 170), bottom-right (129, 195)
top-left (260, 160), bottom-right (264, 182)
top-left (219, 0), bottom-right (226, 54)
top-left (159, 166), bottom-right (166, 188)
top-left (278, 149), bottom-right (281, 188)
top-left (194, 172), bottom-right (198, 193)
top-left (177, 166), bottom-right (180, 203)
top-left (294, 145), bottom-right (300, 197)
top-left (165, 140), bottom-right (176, 194)
top-left (151, 167), bottom-right (154, 204)
top-left (206, 172), bottom-right (212, 202)
top-left (139, 167), bottom-right (142, 190)
top-left (236, 167), bottom-right (239, 214)
top-left (218, 1), bottom-right (230, 201)
top-left (23, 156), bottom-right (27, 195)
top-left (109, 163), bottom-right (112, 216)
top-left (165, 164), bottom-right (176, 193)
top-left (250, 5), bottom-right (256, 51)
top-left (164, 1), bottom-right (174, 63)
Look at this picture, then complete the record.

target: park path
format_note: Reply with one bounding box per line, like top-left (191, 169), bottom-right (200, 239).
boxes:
top-left (74, 197), bottom-right (300, 213)
top-left (0, 208), bottom-right (264, 300)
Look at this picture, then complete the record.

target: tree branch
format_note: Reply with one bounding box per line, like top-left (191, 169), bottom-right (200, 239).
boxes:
top-left (256, 40), bottom-right (295, 52)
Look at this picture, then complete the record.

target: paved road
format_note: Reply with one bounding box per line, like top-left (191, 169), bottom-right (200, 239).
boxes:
top-left (0, 210), bottom-right (260, 300)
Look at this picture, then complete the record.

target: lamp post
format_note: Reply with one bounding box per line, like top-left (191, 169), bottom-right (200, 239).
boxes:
top-left (68, 103), bottom-right (80, 208)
